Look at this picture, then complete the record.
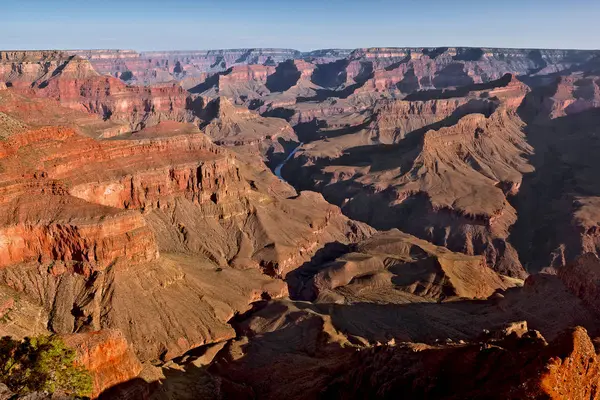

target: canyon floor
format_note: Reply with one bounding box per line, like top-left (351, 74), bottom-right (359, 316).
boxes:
top-left (1, 47), bottom-right (600, 399)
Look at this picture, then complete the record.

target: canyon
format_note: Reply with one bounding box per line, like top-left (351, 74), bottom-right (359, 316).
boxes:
top-left (1, 46), bottom-right (600, 399)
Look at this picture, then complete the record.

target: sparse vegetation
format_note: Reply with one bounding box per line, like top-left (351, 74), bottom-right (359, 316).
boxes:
top-left (0, 335), bottom-right (93, 397)
top-left (119, 70), bottom-right (133, 81)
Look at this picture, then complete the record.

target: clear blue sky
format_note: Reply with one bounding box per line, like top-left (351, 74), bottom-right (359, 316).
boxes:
top-left (1, 0), bottom-right (598, 51)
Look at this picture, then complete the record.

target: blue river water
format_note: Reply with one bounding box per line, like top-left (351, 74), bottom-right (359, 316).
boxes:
top-left (274, 142), bottom-right (303, 182)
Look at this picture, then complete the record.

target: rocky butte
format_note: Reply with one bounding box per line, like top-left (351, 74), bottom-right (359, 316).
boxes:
top-left (1, 46), bottom-right (600, 399)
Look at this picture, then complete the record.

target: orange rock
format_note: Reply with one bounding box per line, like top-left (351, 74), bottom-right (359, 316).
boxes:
top-left (62, 330), bottom-right (142, 398)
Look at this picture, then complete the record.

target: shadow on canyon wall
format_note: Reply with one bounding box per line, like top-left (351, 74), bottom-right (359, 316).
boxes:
top-left (510, 93), bottom-right (600, 272)
top-left (98, 267), bottom-right (600, 399)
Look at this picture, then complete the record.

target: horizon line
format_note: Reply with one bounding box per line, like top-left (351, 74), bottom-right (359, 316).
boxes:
top-left (2, 45), bottom-right (600, 53)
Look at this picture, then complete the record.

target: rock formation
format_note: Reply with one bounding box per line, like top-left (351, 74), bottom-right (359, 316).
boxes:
top-left (3, 47), bottom-right (600, 399)
top-left (62, 330), bottom-right (142, 397)
top-left (200, 96), bottom-right (297, 163)
top-left (0, 52), bottom-right (195, 131)
top-left (290, 229), bottom-right (516, 302)
top-left (282, 75), bottom-right (532, 277)
top-left (323, 326), bottom-right (600, 400)
top-left (0, 84), bottom-right (371, 369)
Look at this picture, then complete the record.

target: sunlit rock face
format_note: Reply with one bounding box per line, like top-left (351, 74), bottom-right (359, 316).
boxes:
top-left (2, 45), bottom-right (600, 399)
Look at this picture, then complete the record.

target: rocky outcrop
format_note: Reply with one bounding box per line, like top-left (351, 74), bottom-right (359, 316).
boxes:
top-left (201, 97), bottom-right (297, 161)
top-left (323, 326), bottom-right (600, 400)
top-left (0, 51), bottom-right (73, 89)
top-left (0, 210), bottom-right (158, 269)
top-left (62, 330), bottom-right (142, 398)
top-left (293, 229), bottom-right (514, 302)
top-left (220, 65), bottom-right (275, 85)
top-left (370, 97), bottom-right (495, 143)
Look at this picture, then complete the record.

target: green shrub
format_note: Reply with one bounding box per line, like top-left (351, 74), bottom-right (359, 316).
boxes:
top-left (0, 335), bottom-right (93, 397)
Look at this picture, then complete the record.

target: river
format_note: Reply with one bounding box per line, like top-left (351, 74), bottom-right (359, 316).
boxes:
top-left (274, 142), bottom-right (303, 182)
